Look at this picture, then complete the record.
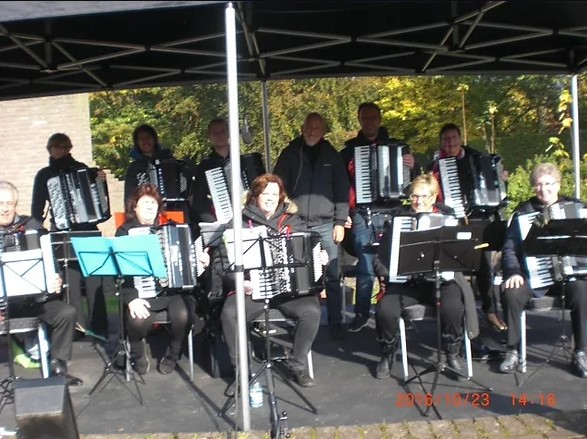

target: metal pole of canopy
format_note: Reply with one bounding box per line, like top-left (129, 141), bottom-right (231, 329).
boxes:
top-left (262, 81), bottom-right (271, 171)
top-left (571, 74), bottom-right (581, 199)
top-left (225, 2), bottom-right (250, 430)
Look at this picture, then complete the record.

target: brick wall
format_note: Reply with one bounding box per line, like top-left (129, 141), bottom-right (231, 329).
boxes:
top-left (0, 93), bottom-right (124, 237)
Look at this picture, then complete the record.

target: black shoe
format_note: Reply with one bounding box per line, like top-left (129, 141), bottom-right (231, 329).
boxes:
top-left (289, 368), bottom-right (315, 388)
top-left (348, 315), bottom-right (369, 333)
top-left (130, 340), bottom-right (150, 375)
top-left (329, 322), bottom-right (346, 340)
top-left (447, 354), bottom-right (466, 381)
top-left (572, 350), bottom-right (587, 378)
top-left (158, 355), bottom-right (177, 375)
top-left (50, 359), bottom-right (67, 376)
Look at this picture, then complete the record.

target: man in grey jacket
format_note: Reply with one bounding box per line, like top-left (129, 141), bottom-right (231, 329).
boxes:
top-left (273, 113), bottom-right (350, 339)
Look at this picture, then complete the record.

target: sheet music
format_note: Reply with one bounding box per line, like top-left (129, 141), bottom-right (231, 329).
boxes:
top-left (223, 226), bottom-right (272, 270)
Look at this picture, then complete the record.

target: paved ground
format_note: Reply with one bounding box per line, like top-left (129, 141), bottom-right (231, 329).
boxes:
top-left (1, 299), bottom-right (586, 439)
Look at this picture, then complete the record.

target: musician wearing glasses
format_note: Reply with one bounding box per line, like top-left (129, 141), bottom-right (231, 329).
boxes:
top-left (428, 123), bottom-right (509, 333)
top-left (31, 133), bottom-right (109, 340)
top-left (372, 174), bottom-right (478, 380)
top-left (0, 181), bottom-right (81, 385)
top-left (499, 163), bottom-right (587, 377)
top-left (116, 184), bottom-right (195, 376)
top-left (204, 174), bottom-right (322, 388)
top-left (341, 102), bottom-right (420, 334)
top-left (273, 113), bottom-right (349, 341)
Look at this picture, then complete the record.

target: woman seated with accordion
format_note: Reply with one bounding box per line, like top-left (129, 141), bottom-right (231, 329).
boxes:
top-left (372, 174), bottom-right (478, 380)
top-left (204, 173), bottom-right (323, 388)
top-left (115, 184), bottom-right (194, 376)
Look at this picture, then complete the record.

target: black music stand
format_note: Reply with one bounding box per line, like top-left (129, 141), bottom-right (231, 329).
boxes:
top-left (0, 243), bottom-right (54, 411)
top-left (218, 230), bottom-right (318, 439)
top-left (520, 218), bottom-right (587, 385)
top-left (49, 230), bottom-right (101, 336)
top-left (71, 234), bottom-right (167, 406)
top-left (399, 225), bottom-right (492, 419)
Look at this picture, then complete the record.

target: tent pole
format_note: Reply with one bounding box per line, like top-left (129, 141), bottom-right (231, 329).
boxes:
top-left (225, 2), bottom-right (251, 431)
top-left (571, 74), bottom-right (581, 199)
top-left (262, 81), bottom-right (271, 171)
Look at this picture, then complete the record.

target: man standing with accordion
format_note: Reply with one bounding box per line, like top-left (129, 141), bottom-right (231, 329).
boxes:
top-left (1, 181), bottom-right (81, 385)
top-left (341, 102), bottom-right (419, 333)
top-left (31, 133), bottom-right (109, 340)
top-left (499, 163), bottom-right (587, 377)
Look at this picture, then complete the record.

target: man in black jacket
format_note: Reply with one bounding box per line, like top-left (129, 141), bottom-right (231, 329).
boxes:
top-left (341, 102), bottom-right (419, 333)
top-left (1, 181), bottom-right (80, 385)
top-left (31, 133), bottom-right (108, 340)
top-left (273, 112), bottom-right (349, 339)
top-left (428, 123), bottom-right (508, 332)
top-left (191, 118), bottom-right (231, 224)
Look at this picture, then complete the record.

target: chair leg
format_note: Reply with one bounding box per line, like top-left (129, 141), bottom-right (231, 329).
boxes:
top-left (307, 351), bottom-right (314, 379)
top-left (38, 323), bottom-right (50, 379)
top-left (520, 311), bottom-right (527, 373)
top-left (188, 327), bottom-right (194, 382)
top-left (464, 329), bottom-right (473, 379)
top-left (399, 317), bottom-right (408, 381)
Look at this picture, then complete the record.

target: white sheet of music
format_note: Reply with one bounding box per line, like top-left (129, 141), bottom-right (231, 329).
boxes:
top-left (223, 226), bottom-right (272, 270)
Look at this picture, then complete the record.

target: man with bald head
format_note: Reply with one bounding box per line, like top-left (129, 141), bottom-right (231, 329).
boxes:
top-left (274, 113), bottom-right (350, 339)
top-left (0, 181), bottom-right (81, 385)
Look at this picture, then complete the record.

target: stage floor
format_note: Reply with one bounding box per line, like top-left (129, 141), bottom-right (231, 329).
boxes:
top-left (0, 304), bottom-right (586, 436)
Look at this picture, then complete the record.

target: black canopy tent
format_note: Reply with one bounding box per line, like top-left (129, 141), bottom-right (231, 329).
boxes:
top-left (1, 1), bottom-right (586, 432)
top-left (1, 1), bottom-right (587, 99)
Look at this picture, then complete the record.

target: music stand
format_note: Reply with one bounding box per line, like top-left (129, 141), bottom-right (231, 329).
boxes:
top-left (70, 234), bottom-right (167, 406)
top-left (520, 218), bottom-right (587, 385)
top-left (218, 229), bottom-right (318, 439)
top-left (0, 242), bottom-right (55, 410)
top-left (399, 225), bottom-right (492, 419)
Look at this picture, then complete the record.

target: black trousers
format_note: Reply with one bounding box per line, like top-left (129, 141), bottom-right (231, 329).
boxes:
top-left (502, 280), bottom-right (587, 350)
top-left (376, 280), bottom-right (465, 343)
top-left (476, 251), bottom-right (500, 315)
top-left (125, 294), bottom-right (194, 359)
top-left (64, 262), bottom-right (109, 336)
top-left (220, 293), bottom-right (321, 371)
top-left (10, 297), bottom-right (76, 362)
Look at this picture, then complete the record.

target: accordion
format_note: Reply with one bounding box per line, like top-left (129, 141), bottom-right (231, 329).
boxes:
top-left (518, 201), bottom-right (587, 290)
top-left (47, 168), bottom-right (110, 230)
top-left (128, 223), bottom-right (197, 298)
top-left (146, 158), bottom-right (189, 204)
top-left (355, 143), bottom-right (411, 204)
top-left (438, 154), bottom-right (507, 218)
top-left (250, 231), bottom-right (324, 300)
top-left (386, 213), bottom-right (458, 283)
top-left (205, 152), bottom-right (266, 223)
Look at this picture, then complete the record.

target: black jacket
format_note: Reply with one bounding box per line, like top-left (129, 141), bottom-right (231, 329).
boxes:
top-left (273, 136), bottom-right (349, 228)
top-left (31, 154), bottom-right (97, 231)
top-left (123, 145), bottom-right (174, 203)
top-left (501, 195), bottom-right (583, 281)
top-left (191, 150), bottom-right (230, 224)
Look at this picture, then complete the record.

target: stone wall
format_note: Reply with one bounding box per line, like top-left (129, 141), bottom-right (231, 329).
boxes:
top-left (0, 93), bottom-right (124, 237)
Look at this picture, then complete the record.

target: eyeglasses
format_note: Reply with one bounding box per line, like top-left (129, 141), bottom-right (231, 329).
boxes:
top-left (0, 201), bottom-right (16, 208)
top-left (410, 194), bottom-right (433, 200)
top-left (533, 181), bottom-right (559, 189)
top-left (51, 143), bottom-right (71, 150)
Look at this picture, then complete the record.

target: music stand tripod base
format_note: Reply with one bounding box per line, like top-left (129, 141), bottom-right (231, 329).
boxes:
top-left (397, 227), bottom-right (493, 419)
